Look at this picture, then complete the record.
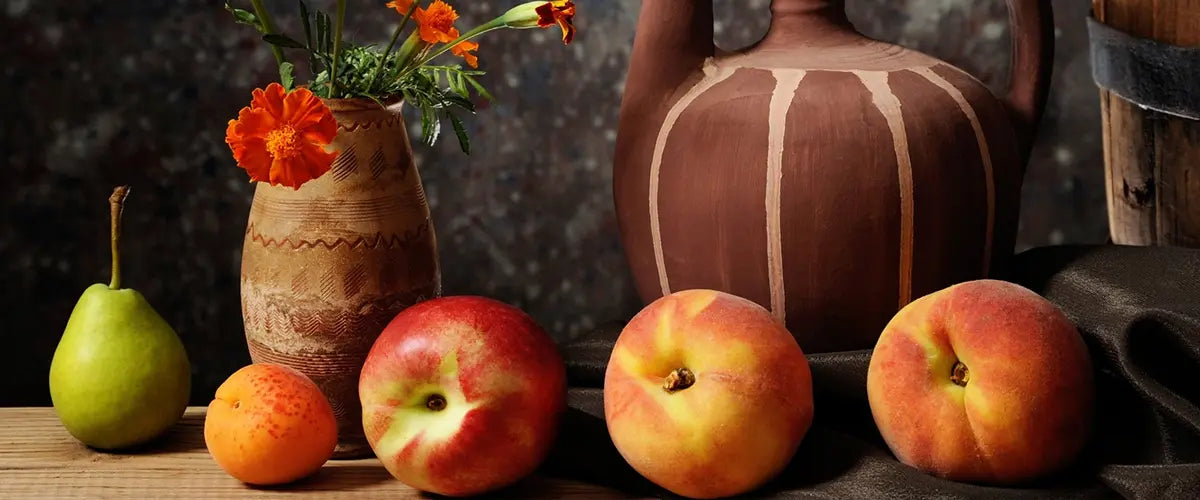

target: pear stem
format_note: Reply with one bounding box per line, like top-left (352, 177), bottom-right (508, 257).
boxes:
top-left (108, 186), bottom-right (130, 290)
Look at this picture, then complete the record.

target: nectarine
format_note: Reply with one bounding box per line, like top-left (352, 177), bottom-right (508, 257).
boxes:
top-left (359, 296), bottom-right (567, 497)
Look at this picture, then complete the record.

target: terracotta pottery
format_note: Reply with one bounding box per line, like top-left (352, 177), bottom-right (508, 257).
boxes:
top-left (613, 0), bottom-right (1054, 352)
top-left (241, 99), bottom-right (440, 458)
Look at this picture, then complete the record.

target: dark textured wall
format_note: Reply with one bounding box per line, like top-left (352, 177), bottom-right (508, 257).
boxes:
top-left (1, 1), bottom-right (1102, 405)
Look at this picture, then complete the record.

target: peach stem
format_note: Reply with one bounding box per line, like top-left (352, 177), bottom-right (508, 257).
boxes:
top-left (663, 368), bottom-right (696, 393)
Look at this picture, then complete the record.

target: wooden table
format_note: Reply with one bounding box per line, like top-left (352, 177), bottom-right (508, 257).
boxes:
top-left (0, 407), bottom-right (631, 498)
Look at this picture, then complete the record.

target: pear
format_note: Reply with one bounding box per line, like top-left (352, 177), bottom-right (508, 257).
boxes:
top-left (49, 186), bottom-right (191, 450)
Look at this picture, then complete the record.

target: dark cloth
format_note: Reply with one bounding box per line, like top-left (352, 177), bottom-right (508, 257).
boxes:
top-left (541, 245), bottom-right (1200, 499)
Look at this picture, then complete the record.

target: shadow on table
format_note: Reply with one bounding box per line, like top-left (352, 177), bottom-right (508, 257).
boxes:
top-left (95, 411), bottom-right (209, 455)
top-left (253, 464), bottom-right (395, 492)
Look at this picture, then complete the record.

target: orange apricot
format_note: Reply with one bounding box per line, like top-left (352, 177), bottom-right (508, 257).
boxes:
top-left (204, 363), bottom-right (337, 485)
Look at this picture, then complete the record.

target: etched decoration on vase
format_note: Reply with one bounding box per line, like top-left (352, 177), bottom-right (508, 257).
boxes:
top-left (240, 99), bottom-right (440, 458)
top-left (613, 0), bottom-right (1054, 353)
top-left (223, 0), bottom-right (578, 458)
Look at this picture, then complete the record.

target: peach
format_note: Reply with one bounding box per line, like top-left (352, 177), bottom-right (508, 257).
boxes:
top-left (204, 363), bottom-right (337, 485)
top-left (867, 279), bottom-right (1094, 484)
top-left (604, 290), bottom-right (813, 499)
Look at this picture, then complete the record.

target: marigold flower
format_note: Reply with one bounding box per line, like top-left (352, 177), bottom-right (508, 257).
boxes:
top-left (385, 0), bottom-right (415, 15)
top-left (536, 1), bottom-right (576, 43)
top-left (225, 83), bottom-right (339, 190)
top-left (415, 1), bottom-right (461, 44)
top-left (502, 1), bottom-right (577, 44)
top-left (451, 40), bottom-right (479, 68)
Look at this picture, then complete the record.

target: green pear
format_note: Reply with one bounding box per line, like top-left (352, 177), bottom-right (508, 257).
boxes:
top-left (49, 186), bottom-right (191, 450)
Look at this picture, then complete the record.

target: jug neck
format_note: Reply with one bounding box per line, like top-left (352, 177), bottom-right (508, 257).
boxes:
top-left (761, 0), bottom-right (857, 48)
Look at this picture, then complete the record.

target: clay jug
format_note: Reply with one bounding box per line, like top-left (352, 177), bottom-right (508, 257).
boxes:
top-left (613, 1), bottom-right (1053, 352)
top-left (240, 99), bottom-right (440, 458)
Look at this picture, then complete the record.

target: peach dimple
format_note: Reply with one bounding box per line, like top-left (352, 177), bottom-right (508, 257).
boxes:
top-left (204, 363), bottom-right (337, 485)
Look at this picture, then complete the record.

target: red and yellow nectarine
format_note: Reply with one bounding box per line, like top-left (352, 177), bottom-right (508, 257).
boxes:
top-left (359, 296), bottom-right (567, 497)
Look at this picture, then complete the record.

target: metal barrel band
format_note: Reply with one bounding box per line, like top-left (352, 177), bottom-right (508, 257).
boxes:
top-left (1088, 15), bottom-right (1200, 121)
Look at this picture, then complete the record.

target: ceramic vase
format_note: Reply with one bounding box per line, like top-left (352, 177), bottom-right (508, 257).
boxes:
top-left (613, 0), bottom-right (1054, 352)
top-left (240, 99), bottom-right (440, 458)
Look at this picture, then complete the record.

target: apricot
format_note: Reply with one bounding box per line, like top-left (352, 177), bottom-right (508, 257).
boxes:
top-left (204, 363), bottom-right (337, 485)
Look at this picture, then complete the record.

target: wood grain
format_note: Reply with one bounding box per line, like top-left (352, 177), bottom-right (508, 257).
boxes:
top-left (0, 408), bottom-right (631, 499)
top-left (1095, 0), bottom-right (1200, 247)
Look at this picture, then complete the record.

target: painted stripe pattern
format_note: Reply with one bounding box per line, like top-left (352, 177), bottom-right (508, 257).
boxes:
top-left (648, 65), bottom-right (738, 296)
top-left (856, 71), bottom-right (916, 307)
top-left (912, 66), bottom-right (996, 277)
top-left (649, 62), bottom-right (995, 319)
top-left (766, 70), bottom-right (807, 322)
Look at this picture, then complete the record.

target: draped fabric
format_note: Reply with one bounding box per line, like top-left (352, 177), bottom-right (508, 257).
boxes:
top-left (541, 245), bottom-right (1200, 499)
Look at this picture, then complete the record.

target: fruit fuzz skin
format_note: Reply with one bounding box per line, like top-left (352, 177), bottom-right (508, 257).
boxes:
top-left (605, 290), bottom-right (814, 499)
top-left (867, 280), bottom-right (1093, 484)
top-left (49, 186), bottom-right (191, 450)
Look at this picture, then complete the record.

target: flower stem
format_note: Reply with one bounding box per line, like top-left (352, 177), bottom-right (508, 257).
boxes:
top-left (249, 0), bottom-right (286, 70)
top-left (329, 0), bottom-right (347, 96)
top-left (368, 2), bottom-right (420, 94)
top-left (108, 186), bottom-right (130, 290)
top-left (399, 18), bottom-right (507, 80)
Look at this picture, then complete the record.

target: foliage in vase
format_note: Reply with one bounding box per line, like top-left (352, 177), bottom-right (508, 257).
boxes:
top-left (223, 0), bottom-right (577, 189)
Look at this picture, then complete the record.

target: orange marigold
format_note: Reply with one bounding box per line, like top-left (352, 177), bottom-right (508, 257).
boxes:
top-left (385, 0), bottom-right (415, 15)
top-left (451, 40), bottom-right (479, 68)
top-left (225, 83), bottom-right (339, 190)
top-left (415, 1), bottom-right (461, 44)
top-left (536, 1), bottom-right (576, 44)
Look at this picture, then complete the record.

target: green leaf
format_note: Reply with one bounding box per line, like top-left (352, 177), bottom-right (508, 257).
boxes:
top-left (453, 72), bottom-right (468, 98)
top-left (319, 12), bottom-right (331, 53)
top-left (299, 0), bottom-right (318, 70)
top-left (449, 113), bottom-right (470, 155)
top-left (441, 93), bottom-right (475, 112)
top-left (463, 75), bottom-right (495, 102)
top-left (280, 62), bottom-right (295, 90)
top-left (225, 2), bottom-right (260, 28)
top-left (263, 33), bottom-right (308, 49)
top-left (299, 1), bottom-right (313, 46)
top-left (421, 105), bottom-right (441, 147)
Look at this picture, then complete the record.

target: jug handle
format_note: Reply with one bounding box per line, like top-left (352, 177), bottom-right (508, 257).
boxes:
top-left (999, 0), bottom-right (1055, 164)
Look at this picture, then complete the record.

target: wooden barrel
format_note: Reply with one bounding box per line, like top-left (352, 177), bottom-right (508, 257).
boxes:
top-left (1095, 1), bottom-right (1200, 247)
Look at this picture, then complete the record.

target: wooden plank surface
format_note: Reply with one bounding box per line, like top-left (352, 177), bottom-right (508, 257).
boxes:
top-left (1095, 0), bottom-right (1200, 247)
top-left (0, 407), bottom-right (631, 499)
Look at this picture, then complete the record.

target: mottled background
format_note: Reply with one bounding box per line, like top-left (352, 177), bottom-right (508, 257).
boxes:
top-left (1, 0), bottom-right (1101, 405)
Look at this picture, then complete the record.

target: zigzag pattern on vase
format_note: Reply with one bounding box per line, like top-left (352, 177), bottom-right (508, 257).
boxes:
top-left (247, 338), bottom-right (374, 377)
top-left (245, 218), bottom-right (432, 250)
top-left (242, 290), bottom-right (436, 354)
top-left (337, 113), bottom-right (404, 133)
